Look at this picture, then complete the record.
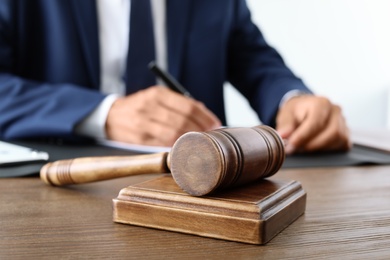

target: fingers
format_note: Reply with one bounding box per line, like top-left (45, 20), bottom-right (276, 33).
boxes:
top-left (105, 86), bottom-right (222, 146)
top-left (276, 95), bottom-right (351, 154)
top-left (275, 105), bottom-right (301, 154)
top-left (285, 96), bottom-right (332, 149)
top-left (146, 86), bottom-right (221, 131)
top-left (299, 105), bottom-right (352, 152)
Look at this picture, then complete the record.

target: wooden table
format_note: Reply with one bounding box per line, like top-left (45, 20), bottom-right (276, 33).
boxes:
top-left (2, 165), bottom-right (390, 259)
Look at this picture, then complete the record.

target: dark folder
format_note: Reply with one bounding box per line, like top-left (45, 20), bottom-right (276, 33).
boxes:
top-left (283, 145), bottom-right (390, 168)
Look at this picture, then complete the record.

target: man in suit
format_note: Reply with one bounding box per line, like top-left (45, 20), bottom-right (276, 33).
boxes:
top-left (0, 0), bottom-right (350, 154)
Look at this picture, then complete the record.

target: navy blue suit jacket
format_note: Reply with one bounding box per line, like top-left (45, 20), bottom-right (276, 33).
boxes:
top-left (0, 0), bottom-right (310, 140)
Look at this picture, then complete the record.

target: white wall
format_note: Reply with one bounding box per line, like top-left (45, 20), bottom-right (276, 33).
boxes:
top-left (225, 0), bottom-right (390, 128)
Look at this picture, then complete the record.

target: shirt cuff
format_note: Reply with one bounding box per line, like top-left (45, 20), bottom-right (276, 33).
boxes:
top-left (279, 89), bottom-right (310, 108)
top-left (74, 94), bottom-right (119, 139)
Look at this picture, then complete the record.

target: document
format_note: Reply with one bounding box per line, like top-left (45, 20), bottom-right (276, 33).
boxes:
top-left (97, 139), bottom-right (171, 153)
top-left (0, 141), bottom-right (49, 177)
top-left (351, 127), bottom-right (390, 153)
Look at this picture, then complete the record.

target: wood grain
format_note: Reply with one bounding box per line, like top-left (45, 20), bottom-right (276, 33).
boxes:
top-left (2, 166), bottom-right (390, 259)
top-left (113, 176), bottom-right (306, 244)
top-left (40, 152), bottom-right (169, 185)
top-left (169, 125), bottom-right (285, 196)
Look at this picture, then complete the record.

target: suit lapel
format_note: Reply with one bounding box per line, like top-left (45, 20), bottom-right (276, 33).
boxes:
top-left (69, 0), bottom-right (100, 88)
top-left (166, 0), bottom-right (192, 80)
top-left (68, 0), bottom-right (190, 89)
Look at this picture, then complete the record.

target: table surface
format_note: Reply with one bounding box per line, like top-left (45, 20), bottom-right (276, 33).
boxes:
top-left (2, 163), bottom-right (390, 259)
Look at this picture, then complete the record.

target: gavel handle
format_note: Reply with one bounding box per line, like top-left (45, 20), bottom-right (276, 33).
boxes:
top-left (40, 152), bottom-right (169, 186)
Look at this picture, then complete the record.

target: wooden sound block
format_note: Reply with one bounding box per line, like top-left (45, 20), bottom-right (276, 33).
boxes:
top-left (113, 175), bottom-right (306, 244)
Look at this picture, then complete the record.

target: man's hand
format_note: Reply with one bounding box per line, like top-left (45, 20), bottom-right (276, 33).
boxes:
top-left (105, 86), bottom-right (222, 146)
top-left (276, 95), bottom-right (352, 154)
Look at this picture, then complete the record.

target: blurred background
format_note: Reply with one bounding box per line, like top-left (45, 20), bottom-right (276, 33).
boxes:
top-left (224, 0), bottom-right (390, 129)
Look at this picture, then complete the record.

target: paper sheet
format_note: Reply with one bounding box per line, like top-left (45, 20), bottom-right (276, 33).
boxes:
top-left (351, 128), bottom-right (390, 152)
top-left (0, 141), bottom-right (49, 165)
top-left (97, 139), bottom-right (171, 153)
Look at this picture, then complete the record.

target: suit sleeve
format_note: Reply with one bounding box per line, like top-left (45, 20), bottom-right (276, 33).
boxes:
top-left (0, 1), bottom-right (106, 140)
top-left (0, 74), bottom-right (106, 140)
top-left (227, 0), bottom-right (312, 126)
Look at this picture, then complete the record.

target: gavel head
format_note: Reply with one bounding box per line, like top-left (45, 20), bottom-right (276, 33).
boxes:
top-left (169, 125), bottom-right (285, 196)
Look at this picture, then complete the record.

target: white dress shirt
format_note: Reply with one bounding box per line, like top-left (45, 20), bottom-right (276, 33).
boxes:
top-left (75, 0), bottom-right (166, 139)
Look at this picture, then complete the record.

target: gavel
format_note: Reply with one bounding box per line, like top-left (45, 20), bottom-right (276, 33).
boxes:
top-left (40, 125), bottom-right (285, 196)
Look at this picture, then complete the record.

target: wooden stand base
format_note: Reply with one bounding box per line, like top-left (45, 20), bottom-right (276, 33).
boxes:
top-left (113, 175), bottom-right (306, 244)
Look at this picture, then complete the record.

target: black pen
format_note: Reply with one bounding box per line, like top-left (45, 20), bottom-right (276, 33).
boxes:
top-left (148, 61), bottom-right (193, 98)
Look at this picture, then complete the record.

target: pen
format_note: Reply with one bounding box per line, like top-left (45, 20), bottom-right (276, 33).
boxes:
top-left (148, 61), bottom-right (193, 98)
